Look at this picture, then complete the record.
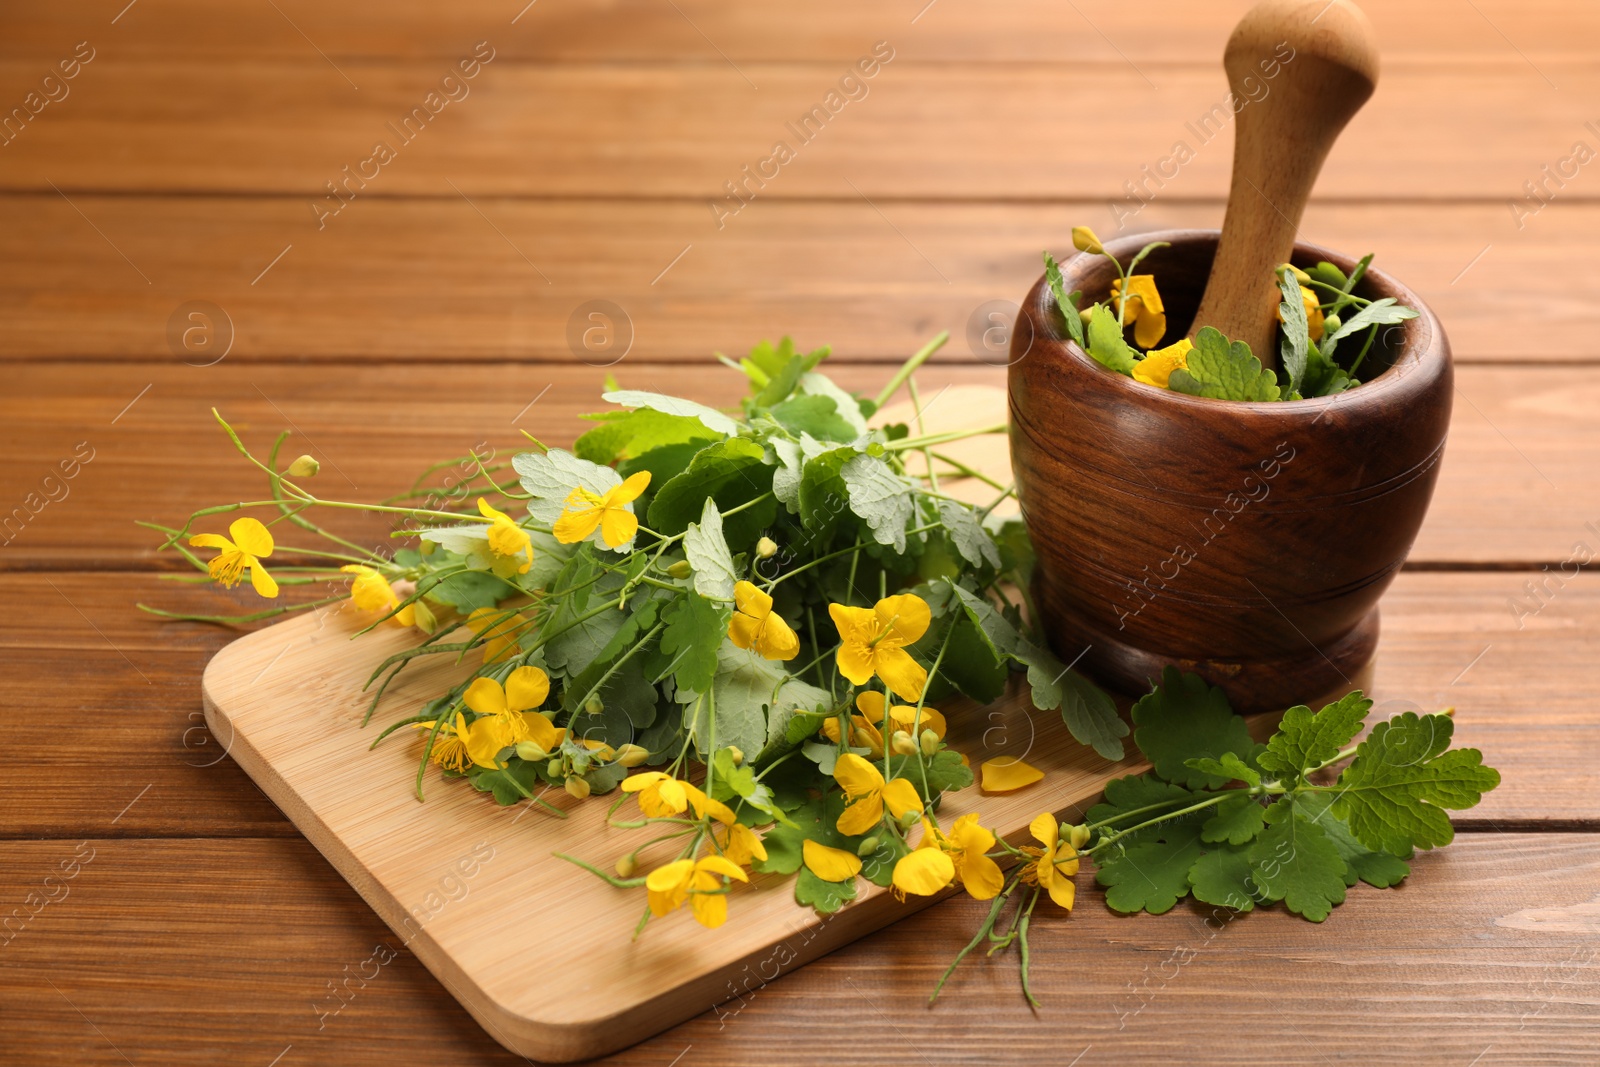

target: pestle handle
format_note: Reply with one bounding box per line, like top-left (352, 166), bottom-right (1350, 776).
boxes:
top-left (1188, 0), bottom-right (1379, 368)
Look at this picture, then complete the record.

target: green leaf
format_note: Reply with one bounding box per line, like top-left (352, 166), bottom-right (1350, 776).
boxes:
top-left (427, 570), bottom-right (516, 613)
top-left (1184, 752), bottom-right (1261, 788)
top-left (1300, 344), bottom-right (1352, 398)
top-left (682, 644), bottom-right (831, 763)
top-left (656, 592), bottom-right (729, 693)
top-left (573, 408), bottom-right (718, 466)
top-left (682, 498), bottom-right (737, 600)
top-left (1087, 772), bottom-right (1196, 826)
top-left (912, 748), bottom-right (975, 802)
top-left (466, 760), bottom-right (544, 807)
top-left (648, 437), bottom-right (776, 544)
top-left (1277, 267), bottom-right (1311, 395)
top-left (859, 833), bottom-right (912, 888)
top-left (1187, 847), bottom-right (1260, 912)
top-left (1297, 793), bottom-right (1410, 889)
top-left (1200, 794), bottom-right (1267, 845)
top-left (1016, 640), bottom-right (1127, 761)
top-left (795, 372), bottom-right (869, 437)
top-left (841, 453), bottom-right (914, 554)
top-left (1330, 712), bottom-right (1500, 855)
top-left (560, 598), bottom-right (662, 716)
top-left (1322, 297), bottom-right (1418, 345)
top-left (602, 390), bottom-right (740, 436)
top-left (1085, 303), bottom-right (1138, 374)
top-left (936, 498), bottom-right (1002, 570)
top-left (1043, 250), bottom-right (1085, 348)
top-left (1257, 691), bottom-right (1371, 781)
top-left (795, 866), bottom-right (858, 914)
top-left (1247, 799), bottom-right (1348, 922)
top-left (1307, 261), bottom-right (1347, 290)
top-left (768, 394), bottom-right (858, 442)
top-left (1131, 668), bottom-right (1255, 788)
top-left (1168, 326), bottom-right (1281, 402)
top-left (1096, 814), bottom-right (1206, 915)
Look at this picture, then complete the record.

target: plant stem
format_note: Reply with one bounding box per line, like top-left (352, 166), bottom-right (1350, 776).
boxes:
top-left (874, 331), bottom-right (949, 409)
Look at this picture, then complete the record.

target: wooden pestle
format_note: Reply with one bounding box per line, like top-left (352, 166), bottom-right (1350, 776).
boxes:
top-left (1188, 0), bottom-right (1379, 368)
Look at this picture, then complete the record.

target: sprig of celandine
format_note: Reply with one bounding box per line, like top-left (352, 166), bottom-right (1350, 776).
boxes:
top-left (151, 334), bottom-right (1497, 1005)
top-left (1045, 224), bottom-right (1421, 401)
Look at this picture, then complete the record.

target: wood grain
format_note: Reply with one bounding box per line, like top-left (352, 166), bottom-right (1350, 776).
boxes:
top-left (1, 58), bottom-right (1597, 200)
top-left (2, 568), bottom-right (1595, 837)
top-left (2, 834), bottom-right (1596, 1065)
top-left (0, 0), bottom-right (1591, 62)
top-left (0, 197), bottom-right (1582, 364)
top-left (1, 363), bottom-right (1595, 568)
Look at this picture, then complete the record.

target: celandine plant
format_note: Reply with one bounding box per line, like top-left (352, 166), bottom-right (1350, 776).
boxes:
top-left (148, 336), bottom-right (1498, 1002)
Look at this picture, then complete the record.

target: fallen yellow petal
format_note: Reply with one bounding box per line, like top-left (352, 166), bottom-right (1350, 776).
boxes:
top-left (802, 839), bottom-right (862, 883)
top-left (980, 756), bottom-right (1045, 794)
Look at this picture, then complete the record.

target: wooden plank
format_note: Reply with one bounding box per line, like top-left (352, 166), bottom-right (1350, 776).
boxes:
top-left (0, 197), bottom-right (1587, 363)
top-left (1, 568), bottom-right (1593, 836)
top-left (0, 363), bottom-right (1595, 567)
top-left (0, 0), bottom-right (1592, 64)
top-left (2, 834), bottom-right (1596, 1065)
top-left (0, 57), bottom-right (1594, 200)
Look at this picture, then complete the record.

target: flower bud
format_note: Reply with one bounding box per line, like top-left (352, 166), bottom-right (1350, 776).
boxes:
top-left (614, 743), bottom-right (650, 768)
top-left (667, 560), bottom-right (693, 579)
top-left (857, 836), bottom-right (881, 857)
top-left (1079, 307), bottom-right (1094, 326)
top-left (546, 758), bottom-right (564, 777)
top-left (515, 741), bottom-right (548, 762)
top-left (565, 776), bottom-right (591, 799)
top-left (584, 696), bottom-right (604, 716)
top-left (615, 853), bottom-right (636, 878)
top-left (851, 727), bottom-right (876, 749)
top-left (1281, 262), bottom-right (1311, 284)
top-left (1071, 226), bottom-right (1104, 255)
top-left (897, 810), bottom-right (921, 831)
top-left (1067, 823), bottom-right (1092, 850)
top-left (755, 536), bottom-right (777, 559)
top-left (890, 730), bottom-right (918, 757)
top-left (286, 454), bottom-right (320, 478)
top-left (571, 754), bottom-right (591, 775)
top-left (1322, 313), bottom-right (1342, 334)
top-left (919, 728), bottom-right (940, 757)
top-left (411, 598), bottom-right (438, 634)
top-left (726, 745), bottom-right (744, 766)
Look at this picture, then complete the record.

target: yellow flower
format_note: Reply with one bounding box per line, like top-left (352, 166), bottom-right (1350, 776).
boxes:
top-left (467, 607), bottom-right (528, 665)
top-left (339, 564), bottom-right (415, 626)
top-left (461, 666), bottom-right (558, 768)
top-left (802, 839), bottom-right (862, 883)
top-left (1109, 274), bottom-right (1168, 348)
top-left (714, 821), bottom-right (768, 867)
top-left (1133, 338), bottom-right (1193, 389)
top-left (620, 772), bottom-right (737, 824)
top-left (832, 753), bottom-right (923, 836)
top-left (828, 593), bottom-right (931, 702)
top-left (412, 712), bottom-right (473, 774)
top-left (728, 580), bottom-right (799, 661)
top-left (980, 756), bottom-right (1045, 794)
top-left (1071, 225), bottom-right (1104, 255)
top-left (189, 517), bottom-right (278, 598)
top-left (1019, 812), bottom-right (1081, 911)
top-left (820, 692), bottom-right (948, 759)
top-left (890, 813), bottom-right (1003, 901)
top-left (646, 855), bottom-right (748, 928)
top-left (477, 498), bottom-right (533, 576)
top-left (553, 471), bottom-right (652, 549)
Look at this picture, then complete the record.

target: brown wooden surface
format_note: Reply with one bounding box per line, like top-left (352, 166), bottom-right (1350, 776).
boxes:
top-left (2, 0), bottom-right (1598, 1063)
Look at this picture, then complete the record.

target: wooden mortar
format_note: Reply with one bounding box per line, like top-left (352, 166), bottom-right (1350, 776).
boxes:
top-left (1007, 230), bottom-right (1452, 712)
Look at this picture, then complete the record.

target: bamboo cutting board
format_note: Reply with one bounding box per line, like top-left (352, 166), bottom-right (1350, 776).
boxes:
top-left (199, 386), bottom-right (1295, 1061)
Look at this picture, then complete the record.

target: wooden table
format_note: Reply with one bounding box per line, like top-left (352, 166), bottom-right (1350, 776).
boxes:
top-left (3, 2), bottom-right (1597, 1063)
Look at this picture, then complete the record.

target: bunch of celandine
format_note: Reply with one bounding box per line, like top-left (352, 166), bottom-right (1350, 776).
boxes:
top-left (148, 336), bottom-right (1126, 936)
top-left (1045, 225), bottom-right (1420, 401)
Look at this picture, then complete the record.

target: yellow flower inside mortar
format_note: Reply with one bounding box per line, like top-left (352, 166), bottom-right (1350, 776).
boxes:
top-left (553, 471), bottom-right (652, 549)
top-left (1278, 281), bottom-right (1327, 342)
top-left (890, 813), bottom-right (1004, 901)
top-left (1132, 337), bottom-right (1194, 389)
top-left (828, 592), bottom-right (931, 703)
top-left (476, 498), bottom-right (533, 576)
top-left (188, 517), bottom-right (278, 598)
top-left (1109, 274), bottom-right (1168, 348)
top-left (728, 580), bottom-right (799, 661)
top-left (646, 855), bottom-right (748, 929)
top-left (339, 564), bottom-right (415, 626)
